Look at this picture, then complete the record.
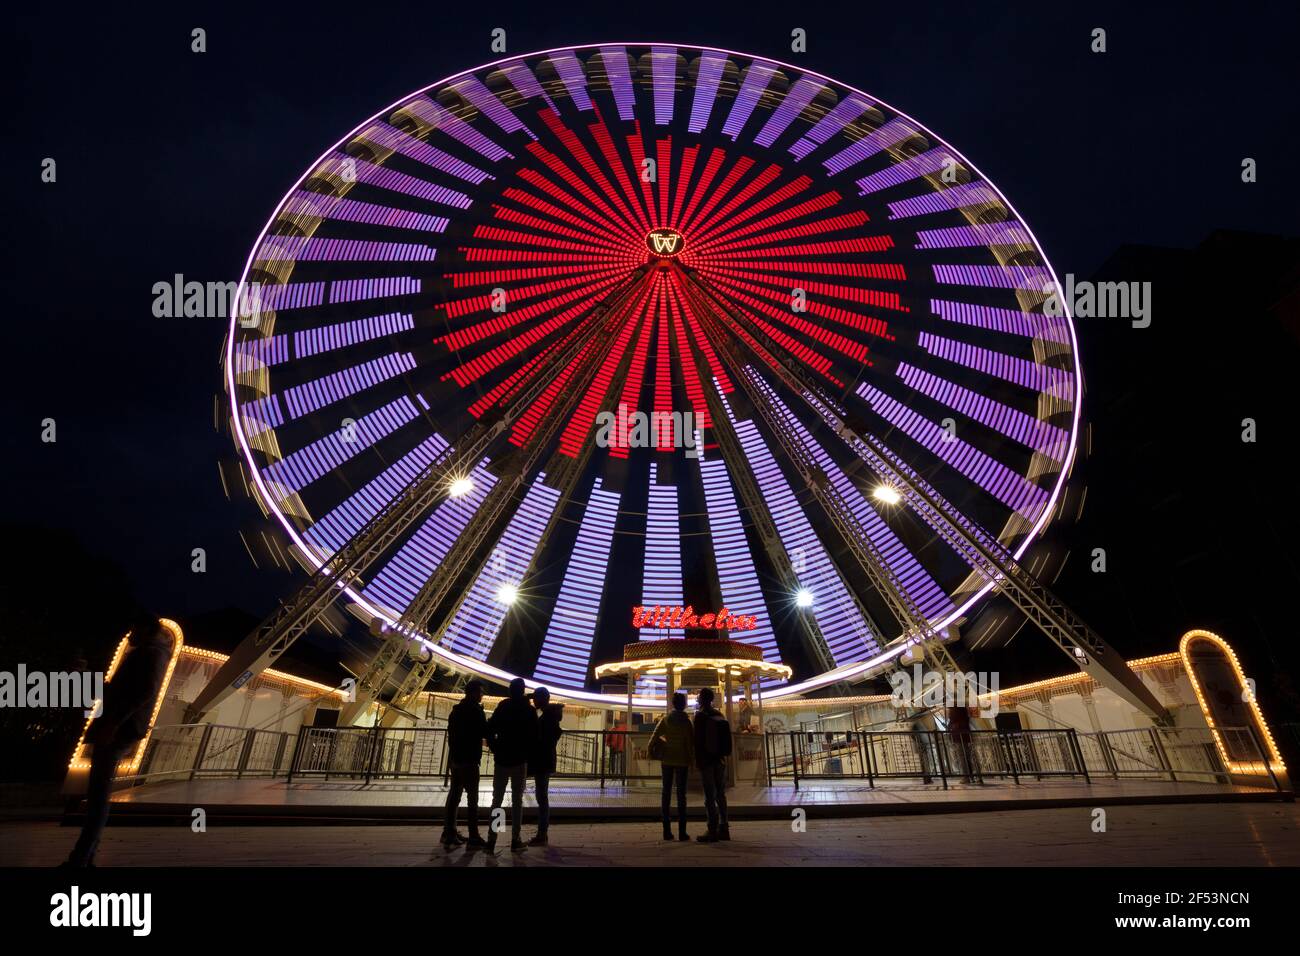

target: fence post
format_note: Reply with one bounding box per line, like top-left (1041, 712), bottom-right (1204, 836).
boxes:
top-left (791, 733), bottom-right (800, 791)
top-left (364, 724), bottom-right (382, 785)
top-left (1097, 730), bottom-right (1120, 779)
top-left (1148, 728), bottom-right (1175, 782)
top-left (189, 724), bottom-right (214, 782)
top-left (932, 731), bottom-right (949, 790)
top-left (236, 728), bottom-right (256, 779)
top-left (861, 733), bottom-right (874, 788)
top-left (286, 728), bottom-right (306, 783)
top-left (273, 731), bottom-right (289, 778)
top-left (999, 732), bottom-right (1019, 784)
top-left (440, 728), bottom-right (450, 786)
top-left (323, 728), bottom-right (339, 783)
top-left (1244, 725), bottom-right (1283, 794)
top-left (1066, 729), bottom-right (1091, 784)
top-left (599, 732), bottom-right (606, 790)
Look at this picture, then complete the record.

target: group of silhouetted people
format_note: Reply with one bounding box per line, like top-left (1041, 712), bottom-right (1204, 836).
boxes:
top-left (61, 618), bottom-right (745, 862)
top-left (441, 676), bottom-right (562, 853)
top-left (442, 679), bottom-right (736, 850)
top-left (650, 687), bottom-right (733, 843)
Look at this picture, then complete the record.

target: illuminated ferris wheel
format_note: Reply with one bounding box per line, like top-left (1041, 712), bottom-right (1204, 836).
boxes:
top-left (195, 43), bottom-right (1164, 719)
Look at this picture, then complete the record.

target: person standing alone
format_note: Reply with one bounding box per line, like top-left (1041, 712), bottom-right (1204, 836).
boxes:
top-left (486, 678), bottom-right (538, 853)
top-left (693, 687), bottom-right (732, 843)
top-left (63, 613), bottom-right (171, 868)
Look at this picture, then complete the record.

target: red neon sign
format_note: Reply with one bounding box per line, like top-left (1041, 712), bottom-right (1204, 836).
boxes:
top-left (632, 605), bottom-right (759, 631)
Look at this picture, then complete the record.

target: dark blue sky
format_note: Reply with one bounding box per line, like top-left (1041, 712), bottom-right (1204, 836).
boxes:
top-left (6, 0), bottom-right (1299, 674)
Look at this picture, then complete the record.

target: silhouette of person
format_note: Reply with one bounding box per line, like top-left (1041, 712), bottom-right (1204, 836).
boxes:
top-left (526, 686), bottom-right (563, 846)
top-left (63, 613), bottom-right (171, 867)
top-left (694, 687), bottom-right (732, 842)
top-left (485, 678), bottom-right (538, 852)
top-left (441, 679), bottom-right (488, 850)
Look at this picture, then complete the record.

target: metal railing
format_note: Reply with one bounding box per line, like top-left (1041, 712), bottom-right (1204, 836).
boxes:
top-left (766, 726), bottom-right (1283, 791)
top-left (122, 723), bottom-right (1284, 794)
top-left (1074, 726), bottom-right (1282, 787)
top-left (285, 728), bottom-right (660, 785)
top-left (766, 729), bottom-right (1089, 789)
top-left (130, 723), bottom-right (295, 783)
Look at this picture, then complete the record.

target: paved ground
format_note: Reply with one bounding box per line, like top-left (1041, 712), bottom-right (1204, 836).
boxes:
top-left (7, 802), bottom-right (1299, 866)
top-left (98, 775), bottom-right (1279, 820)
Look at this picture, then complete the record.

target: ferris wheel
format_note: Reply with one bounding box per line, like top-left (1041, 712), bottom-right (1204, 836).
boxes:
top-left (195, 43), bottom-right (1164, 719)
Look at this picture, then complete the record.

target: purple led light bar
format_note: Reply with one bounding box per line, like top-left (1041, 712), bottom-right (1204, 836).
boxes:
top-left (856, 381), bottom-right (1049, 522)
top-left (896, 361), bottom-right (1069, 461)
top-left (641, 462), bottom-right (684, 639)
top-left (822, 117), bottom-right (916, 176)
top-left (282, 352), bottom-right (417, 419)
top-left (754, 75), bottom-right (823, 149)
top-left (721, 63), bottom-right (777, 141)
top-left (752, 372), bottom-right (955, 624)
top-left (293, 312), bottom-right (415, 359)
top-left (260, 397), bottom-right (419, 497)
top-left (789, 95), bottom-right (873, 161)
top-left (599, 47), bottom-right (637, 121)
top-left (533, 477), bottom-right (621, 687)
top-left (917, 331), bottom-right (1074, 398)
top-left (720, 387), bottom-right (880, 665)
top-left (929, 299), bottom-right (1070, 344)
top-left (697, 450), bottom-right (784, 682)
top-left (442, 473), bottom-right (563, 661)
top-left (362, 456), bottom-right (497, 616)
top-left (651, 46), bottom-right (678, 126)
top-left (687, 53), bottom-right (726, 133)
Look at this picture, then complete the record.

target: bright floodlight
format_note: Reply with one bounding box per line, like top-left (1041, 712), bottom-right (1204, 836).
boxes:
top-left (795, 588), bottom-right (814, 608)
top-left (496, 582), bottom-right (519, 606)
top-left (448, 477), bottom-right (474, 498)
top-left (872, 484), bottom-right (902, 505)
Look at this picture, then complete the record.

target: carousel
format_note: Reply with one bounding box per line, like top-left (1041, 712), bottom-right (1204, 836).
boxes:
top-left (595, 635), bottom-right (793, 785)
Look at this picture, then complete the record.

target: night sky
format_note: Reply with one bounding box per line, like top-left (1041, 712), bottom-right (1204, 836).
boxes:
top-left (7, 2), bottom-right (1299, 700)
